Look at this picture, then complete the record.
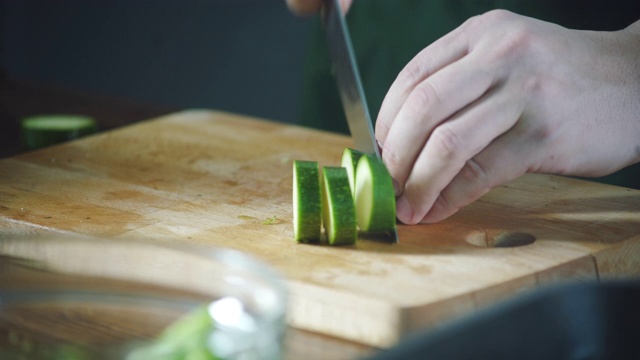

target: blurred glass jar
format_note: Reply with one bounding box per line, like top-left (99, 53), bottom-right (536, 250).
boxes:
top-left (0, 236), bottom-right (288, 360)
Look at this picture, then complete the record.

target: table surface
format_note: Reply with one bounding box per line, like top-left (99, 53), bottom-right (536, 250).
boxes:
top-left (1, 110), bottom-right (639, 356)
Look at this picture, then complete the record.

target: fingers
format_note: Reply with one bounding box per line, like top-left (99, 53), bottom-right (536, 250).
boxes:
top-left (380, 54), bottom-right (497, 197)
top-left (375, 18), bottom-right (472, 145)
top-left (419, 128), bottom-right (533, 223)
top-left (286, 0), bottom-right (353, 16)
top-left (395, 85), bottom-right (524, 224)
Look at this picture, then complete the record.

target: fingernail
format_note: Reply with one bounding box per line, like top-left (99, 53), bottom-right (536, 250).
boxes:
top-left (396, 195), bottom-right (415, 225)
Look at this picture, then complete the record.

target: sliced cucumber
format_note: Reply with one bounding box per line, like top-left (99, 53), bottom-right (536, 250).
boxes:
top-left (340, 147), bottom-right (365, 196)
top-left (355, 155), bottom-right (397, 233)
top-left (292, 160), bottom-right (322, 243)
top-left (321, 166), bottom-right (357, 246)
top-left (22, 115), bottom-right (97, 150)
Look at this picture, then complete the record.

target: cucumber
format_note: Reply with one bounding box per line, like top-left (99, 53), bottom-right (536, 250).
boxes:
top-left (355, 155), bottom-right (397, 233)
top-left (321, 167), bottom-right (357, 245)
top-left (292, 160), bottom-right (322, 243)
top-left (126, 305), bottom-right (218, 360)
top-left (22, 115), bottom-right (97, 150)
top-left (340, 147), bottom-right (365, 195)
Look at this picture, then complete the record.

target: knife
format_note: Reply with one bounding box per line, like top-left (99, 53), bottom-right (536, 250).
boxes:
top-left (321, 0), bottom-right (380, 158)
top-left (321, 0), bottom-right (398, 242)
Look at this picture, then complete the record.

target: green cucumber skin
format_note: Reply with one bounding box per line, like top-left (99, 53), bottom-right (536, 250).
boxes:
top-left (356, 155), bottom-right (397, 233)
top-left (22, 115), bottom-right (97, 150)
top-left (322, 167), bottom-right (357, 246)
top-left (293, 160), bottom-right (322, 243)
top-left (23, 127), bottom-right (97, 150)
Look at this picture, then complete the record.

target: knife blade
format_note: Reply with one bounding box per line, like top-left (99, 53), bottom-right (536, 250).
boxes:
top-left (321, 0), bottom-right (380, 158)
top-left (322, 0), bottom-right (398, 243)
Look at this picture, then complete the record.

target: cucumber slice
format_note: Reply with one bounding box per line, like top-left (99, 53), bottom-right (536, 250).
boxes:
top-left (22, 115), bottom-right (97, 150)
top-left (355, 155), bottom-right (397, 233)
top-left (292, 160), bottom-right (322, 243)
top-left (340, 147), bottom-right (365, 195)
top-left (321, 166), bottom-right (357, 245)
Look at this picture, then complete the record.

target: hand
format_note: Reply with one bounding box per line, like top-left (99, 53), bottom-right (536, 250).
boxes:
top-left (376, 10), bottom-right (640, 224)
top-left (285, 0), bottom-right (353, 16)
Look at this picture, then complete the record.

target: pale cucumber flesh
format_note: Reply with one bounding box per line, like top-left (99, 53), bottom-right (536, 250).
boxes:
top-left (22, 115), bottom-right (96, 131)
top-left (355, 155), bottom-right (396, 233)
top-left (340, 148), bottom-right (365, 196)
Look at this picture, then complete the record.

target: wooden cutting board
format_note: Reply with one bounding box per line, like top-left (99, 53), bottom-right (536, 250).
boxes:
top-left (1, 110), bottom-right (639, 347)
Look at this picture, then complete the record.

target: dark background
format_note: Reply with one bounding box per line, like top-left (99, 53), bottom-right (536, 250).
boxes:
top-left (2, 0), bottom-right (639, 189)
top-left (0, 0), bottom-right (313, 157)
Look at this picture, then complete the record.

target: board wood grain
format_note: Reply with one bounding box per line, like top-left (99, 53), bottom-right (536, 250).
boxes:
top-left (1, 110), bottom-right (639, 347)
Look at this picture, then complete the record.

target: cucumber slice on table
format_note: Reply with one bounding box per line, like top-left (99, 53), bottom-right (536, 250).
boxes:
top-left (22, 115), bottom-right (97, 150)
top-left (293, 160), bottom-right (322, 243)
top-left (341, 147), bottom-right (365, 195)
top-left (322, 166), bottom-right (357, 245)
top-left (355, 155), bottom-right (397, 233)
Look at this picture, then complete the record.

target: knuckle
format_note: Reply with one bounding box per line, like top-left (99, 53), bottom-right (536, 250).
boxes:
top-left (415, 80), bottom-right (440, 107)
top-left (402, 58), bottom-right (426, 84)
top-left (464, 9), bottom-right (513, 30)
top-left (403, 81), bottom-right (440, 123)
top-left (494, 26), bottom-right (542, 66)
top-left (430, 125), bottom-right (464, 161)
top-left (469, 10), bottom-right (538, 65)
top-left (454, 159), bottom-right (494, 201)
top-left (460, 158), bottom-right (488, 185)
top-left (436, 191), bottom-right (456, 213)
top-left (505, 26), bottom-right (533, 52)
top-left (462, 14), bottom-right (482, 30)
top-left (483, 9), bottom-right (515, 22)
